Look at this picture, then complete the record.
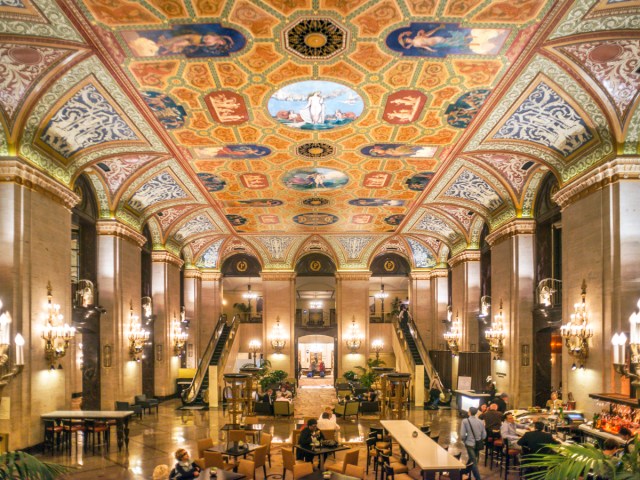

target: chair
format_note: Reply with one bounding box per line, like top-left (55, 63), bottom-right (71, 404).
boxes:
top-left (250, 444), bottom-right (268, 479)
top-left (345, 464), bottom-right (365, 480)
top-left (84, 419), bottom-right (110, 454)
top-left (134, 394), bottom-right (159, 415)
top-left (336, 383), bottom-right (352, 398)
top-left (365, 436), bottom-right (377, 474)
top-left (377, 451), bottom-right (408, 475)
top-left (43, 419), bottom-right (63, 455)
top-left (334, 401), bottom-right (360, 420)
top-left (245, 416), bottom-right (259, 442)
top-left (115, 401), bottom-right (143, 420)
top-left (282, 447), bottom-right (297, 479)
top-left (293, 462), bottom-right (314, 480)
top-left (382, 464), bottom-right (413, 480)
top-left (259, 432), bottom-right (272, 466)
top-left (292, 429), bottom-right (301, 448)
top-left (320, 429), bottom-right (336, 441)
top-left (499, 438), bottom-right (521, 479)
top-left (327, 449), bottom-right (359, 474)
top-left (228, 430), bottom-right (248, 443)
top-left (274, 401), bottom-right (294, 417)
top-left (61, 419), bottom-right (84, 456)
top-left (238, 459), bottom-right (256, 480)
top-left (203, 451), bottom-right (233, 470)
top-left (197, 438), bottom-right (214, 459)
top-left (255, 402), bottom-right (273, 415)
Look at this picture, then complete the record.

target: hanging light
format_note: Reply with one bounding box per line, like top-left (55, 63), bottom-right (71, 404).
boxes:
top-left (375, 280), bottom-right (389, 321)
top-left (128, 301), bottom-right (149, 362)
top-left (345, 316), bottom-right (363, 353)
top-left (270, 316), bottom-right (286, 353)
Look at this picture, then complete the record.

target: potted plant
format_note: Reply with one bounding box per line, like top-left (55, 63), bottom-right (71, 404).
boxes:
top-left (523, 437), bottom-right (640, 479)
top-left (233, 302), bottom-right (250, 313)
top-left (343, 370), bottom-right (357, 382)
top-left (0, 451), bottom-right (73, 478)
top-left (355, 358), bottom-right (386, 388)
top-left (258, 369), bottom-right (288, 391)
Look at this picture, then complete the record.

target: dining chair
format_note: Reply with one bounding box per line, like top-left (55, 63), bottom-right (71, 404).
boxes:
top-left (320, 429), bottom-right (336, 441)
top-left (229, 429), bottom-right (248, 443)
top-left (237, 459), bottom-right (256, 480)
top-left (327, 449), bottom-right (359, 474)
top-left (382, 464), bottom-right (413, 480)
top-left (84, 419), bottom-right (110, 454)
top-left (197, 438), bottom-right (214, 459)
top-left (259, 432), bottom-right (272, 466)
top-left (345, 464), bottom-right (365, 480)
top-left (281, 447), bottom-right (297, 480)
top-left (203, 451), bottom-right (233, 470)
top-left (293, 462), bottom-right (314, 480)
top-left (244, 416), bottom-right (259, 442)
top-left (250, 444), bottom-right (268, 479)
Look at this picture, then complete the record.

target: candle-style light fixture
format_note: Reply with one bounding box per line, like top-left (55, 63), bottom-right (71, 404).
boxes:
top-left (248, 339), bottom-right (261, 366)
top-left (443, 310), bottom-right (462, 356)
top-left (270, 316), bottom-right (286, 353)
top-left (128, 301), bottom-right (149, 362)
top-left (485, 299), bottom-right (506, 360)
top-left (560, 280), bottom-right (593, 370)
top-left (42, 281), bottom-right (76, 369)
top-left (345, 316), bottom-right (363, 353)
top-left (243, 284), bottom-right (257, 319)
top-left (479, 296), bottom-right (491, 318)
top-left (172, 311), bottom-right (188, 356)
top-left (371, 339), bottom-right (384, 360)
top-left (375, 281), bottom-right (389, 321)
top-left (0, 299), bottom-right (25, 397)
top-left (612, 298), bottom-right (640, 398)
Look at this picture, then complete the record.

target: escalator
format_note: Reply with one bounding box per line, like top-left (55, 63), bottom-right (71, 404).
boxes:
top-left (182, 315), bottom-right (239, 405)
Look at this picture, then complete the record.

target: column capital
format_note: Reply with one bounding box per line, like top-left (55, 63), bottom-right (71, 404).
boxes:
top-left (553, 157), bottom-right (640, 209)
top-left (201, 271), bottom-right (222, 281)
top-left (183, 267), bottom-right (202, 279)
top-left (410, 267), bottom-right (449, 280)
top-left (335, 271), bottom-right (371, 281)
top-left (448, 250), bottom-right (481, 268)
top-left (0, 158), bottom-right (79, 210)
top-left (96, 219), bottom-right (146, 247)
top-left (486, 219), bottom-right (536, 247)
top-left (151, 250), bottom-right (184, 268)
top-left (261, 271), bottom-right (296, 281)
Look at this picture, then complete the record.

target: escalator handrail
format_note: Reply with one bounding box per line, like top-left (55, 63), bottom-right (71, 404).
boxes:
top-left (402, 313), bottom-right (445, 394)
top-left (181, 314), bottom-right (236, 404)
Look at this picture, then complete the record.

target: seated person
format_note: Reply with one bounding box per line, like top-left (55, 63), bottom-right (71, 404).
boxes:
top-left (297, 419), bottom-right (325, 463)
top-left (480, 403), bottom-right (503, 434)
top-left (260, 388), bottom-right (274, 404)
top-left (500, 412), bottom-right (521, 448)
top-left (317, 411), bottom-right (340, 431)
top-left (546, 391), bottom-right (563, 410)
top-left (618, 426), bottom-right (636, 453)
top-left (364, 388), bottom-right (377, 402)
top-left (517, 421), bottom-right (558, 454)
top-left (308, 361), bottom-right (317, 378)
top-left (602, 438), bottom-right (622, 457)
top-left (338, 394), bottom-right (351, 405)
top-left (318, 361), bottom-right (326, 378)
top-left (170, 448), bottom-right (201, 479)
top-left (277, 386), bottom-right (292, 400)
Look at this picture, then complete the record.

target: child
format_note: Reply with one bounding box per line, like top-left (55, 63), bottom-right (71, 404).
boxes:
top-left (170, 448), bottom-right (201, 479)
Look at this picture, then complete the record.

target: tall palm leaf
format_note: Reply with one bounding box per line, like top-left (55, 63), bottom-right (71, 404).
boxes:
top-left (0, 451), bottom-right (73, 479)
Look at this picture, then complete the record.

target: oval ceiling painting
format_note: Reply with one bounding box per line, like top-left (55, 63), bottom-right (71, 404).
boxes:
top-left (293, 213), bottom-right (339, 226)
top-left (268, 80), bottom-right (364, 130)
top-left (283, 167), bottom-right (349, 191)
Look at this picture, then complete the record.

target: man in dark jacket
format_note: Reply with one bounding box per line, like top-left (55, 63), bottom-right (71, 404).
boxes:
top-left (480, 403), bottom-right (503, 434)
top-left (493, 393), bottom-right (509, 413)
top-left (517, 421), bottom-right (558, 454)
top-left (297, 419), bottom-right (325, 463)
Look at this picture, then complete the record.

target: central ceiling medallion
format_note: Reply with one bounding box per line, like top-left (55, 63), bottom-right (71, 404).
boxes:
top-left (283, 17), bottom-right (348, 60)
top-left (297, 142), bottom-right (335, 158)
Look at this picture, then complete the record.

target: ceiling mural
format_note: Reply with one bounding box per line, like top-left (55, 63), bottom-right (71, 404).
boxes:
top-left (0, 0), bottom-right (636, 269)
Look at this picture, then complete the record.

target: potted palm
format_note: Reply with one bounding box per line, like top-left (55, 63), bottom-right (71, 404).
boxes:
top-left (523, 437), bottom-right (640, 479)
top-left (0, 451), bottom-right (72, 478)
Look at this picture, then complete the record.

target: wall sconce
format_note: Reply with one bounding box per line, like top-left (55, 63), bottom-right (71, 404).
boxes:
top-left (345, 316), bottom-right (363, 353)
top-left (612, 298), bottom-right (640, 397)
top-left (270, 316), bottom-right (286, 353)
top-left (0, 300), bottom-right (24, 397)
top-left (443, 310), bottom-right (462, 356)
top-left (103, 344), bottom-right (112, 368)
top-left (560, 279), bottom-right (593, 369)
top-left (371, 339), bottom-right (384, 360)
top-left (42, 281), bottom-right (76, 370)
top-left (485, 299), bottom-right (506, 360)
top-left (172, 311), bottom-right (188, 357)
top-left (141, 296), bottom-right (153, 325)
top-left (248, 339), bottom-right (261, 366)
top-left (128, 301), bottom-right (149, 362)
top-left (479, 296), bottom-right (491, 318)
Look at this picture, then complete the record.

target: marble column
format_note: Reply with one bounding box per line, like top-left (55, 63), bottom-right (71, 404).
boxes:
top-left (554, 159), bottom-right (640, 415)
top-left (183, 267), bottom-right (201, 368)
top-left (201, 272), bottom-right (223, 357)
top-left (335, 272), bottom-right (371, 376)
top-left (152, 250), bottom-right (183, 397)
top-left (0, 159), bottom-right (78, 449)
top-left (486, 219), bottom-right (536, 407)
top-left (448, 250), bottom-right (481, 352)
top-left (262, 271), bottom-right (296, 376)
top-left (96, 220), bottom-right (145, 409)
top-left (410, 268), bottom-right (449, 350)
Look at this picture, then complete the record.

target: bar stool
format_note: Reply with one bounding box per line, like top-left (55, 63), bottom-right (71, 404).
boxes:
top-left (500, 438), bottom-right (521, 479)
top-left (491, 432), bottom-right (504, 470)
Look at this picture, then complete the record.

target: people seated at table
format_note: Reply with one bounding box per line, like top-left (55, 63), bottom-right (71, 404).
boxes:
top-left (319, 406), bottom-right (337, 423)
top-left (460, 406), bottom-right (486, 480)
top-left (517, 421), bottom-right (558, 454)
top-left (500, 412), bottom-right (521, 448)
top-left (546, 391), bottom-right (563, 410)
top-left (317, 411), bottom-right (340, 431)
top-left (492, 392), bottom-right (509, 413)
top-left (363, 388), bottom-right (377, 402)
top-left (297, 419), bottom-right (325, 463)
top-left (307, 361), bottom-right (317, 378)
top-left (260, 388), bottom-right (274, 404)
top-left (276, 386), bottom-right (292, 401)
top-left (480, 403), bottom-right (503, 433)
top-left (338, 394), bottom-right (351, 404)
top-left (170, 448), bottom-right (201, 479)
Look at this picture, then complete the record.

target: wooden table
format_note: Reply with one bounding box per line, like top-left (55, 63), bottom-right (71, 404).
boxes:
top-left (381, 420), bottom-right (465, 480)
top-left (207, 442), bottom-right (259, 463)
top-left (221, 423), bottom-right (265, 441)
top-left (205, 467), bottom-right (247, 480)
top-left (295, 444), bottom-right (349, 470)
top-left (41, 410), bottom-right (135, 452)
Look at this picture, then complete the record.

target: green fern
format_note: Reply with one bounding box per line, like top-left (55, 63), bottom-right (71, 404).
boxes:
top-left (0, 451), bottom-right (74, 479)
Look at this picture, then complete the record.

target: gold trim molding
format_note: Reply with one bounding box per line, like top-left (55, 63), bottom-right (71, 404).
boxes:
top-left (448, 250), bottom-right (481, 268)
top-left (151, 250), bottom-right (184, 268)
top-left (183, 268), bottom-right (202, 279)
top-left (486, 219), bottom-right (536, 247)
top-left (0, 158), bottom-right (79, 210)
top-left (201, 272), bottom-right (222, 281)
top-left (553, 158), bottom-right (640, 209)
top-left (96, 220), bottom-right (146, 247)
top-left (261, 271), bottom-right (296, 281)
top-left (335, 271), bottom-right (371, 281)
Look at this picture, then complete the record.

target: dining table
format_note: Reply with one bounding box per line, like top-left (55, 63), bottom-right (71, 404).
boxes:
top-left (294, 444), bottom-right (349, 470)
top-left (297, 471), bottom-right (359, 480)
top-left (41, 410), bottom-right (135, 452)
top-left (221, 423), bottom-right (265, 441)
top-left (207, 442), bottom-right (259, 465)
top-left (205, 467), bottom-right (247, 480)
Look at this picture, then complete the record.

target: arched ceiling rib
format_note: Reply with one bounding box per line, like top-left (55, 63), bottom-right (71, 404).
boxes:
top-left (0, 0), bottom-right (636, 269)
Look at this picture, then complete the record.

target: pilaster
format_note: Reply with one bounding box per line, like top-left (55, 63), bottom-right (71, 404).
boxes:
top-left (410, 269), bottom-right (449, 350)
top-left (201, 271), bottom-right (223, 358)
top-left (261, 271), bottom-right (296, 375)
top-left (448, 250), bottom-right (481, 352)
top-left (183, 268), bottom-right (201, 368)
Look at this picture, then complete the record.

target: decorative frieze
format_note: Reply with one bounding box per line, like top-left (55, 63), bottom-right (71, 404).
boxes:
top-left (96, 219), bottom-right (146, 247)
top-left (335, 271), bottom-right (371, 281)
top-left (261, 271), bottom-right (296, 281)
top-left (183, 268), bottom-right (202, 280)
top-left (201, 272), bottom-right (222, 282)
top-left (486, 219), bottom-right (536, 247)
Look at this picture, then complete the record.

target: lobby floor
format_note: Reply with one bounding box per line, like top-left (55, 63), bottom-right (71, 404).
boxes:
top-left (40, 383), bottom-right (510, 479)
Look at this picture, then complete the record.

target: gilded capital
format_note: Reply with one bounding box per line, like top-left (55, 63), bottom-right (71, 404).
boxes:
top-left (201, 271), bottom-right (222, 281)
top-left (485, 219), bottom-right (536, 247)
top-left (151, 250), bottom-right (184, 268)
top-left (448, 250), bottom-right (481, 268)
top-left (96, 220), bottom-right (146, 247)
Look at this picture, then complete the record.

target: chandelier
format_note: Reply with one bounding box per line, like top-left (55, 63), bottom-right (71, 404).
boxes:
top-left (270, 316), bottom-right (286, 353)
top-left (172, 311), bottom-right (188, 356)
top-left (560, 279), bottom-right (593, 369)
top-left (375, 282), bottom-right (389, 321)
top-left (42, 281), bottom-right (76, 369)
top-left (345, 316), bottom-right (363, 353)
top-left (128, 301), bottom-right (149, 362)
top-left (485, 299), bottom-right (506, 360)
top-left (443, 310), bottom-right (462, 356)
top-left (0, 299), bottom-right (24, 396)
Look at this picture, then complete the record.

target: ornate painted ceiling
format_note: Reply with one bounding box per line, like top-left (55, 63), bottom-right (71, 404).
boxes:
top-left (1, 0), bottom-right (638, 270)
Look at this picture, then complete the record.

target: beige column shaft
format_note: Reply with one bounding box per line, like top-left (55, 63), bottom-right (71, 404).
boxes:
top-left (183, 268), bottom-right (201, 368)
top-left (449, 251), bottom-right (481, 352)
top-left (336, 272), bottom-right (371, 376)
top-left (200, 271), bottom-right (223, 360)
top-left (262, 272), bottom-right (296, 376)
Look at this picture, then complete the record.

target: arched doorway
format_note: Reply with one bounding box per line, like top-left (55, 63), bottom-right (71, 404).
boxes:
top-left (298, 334), bottom-right (334, 379)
